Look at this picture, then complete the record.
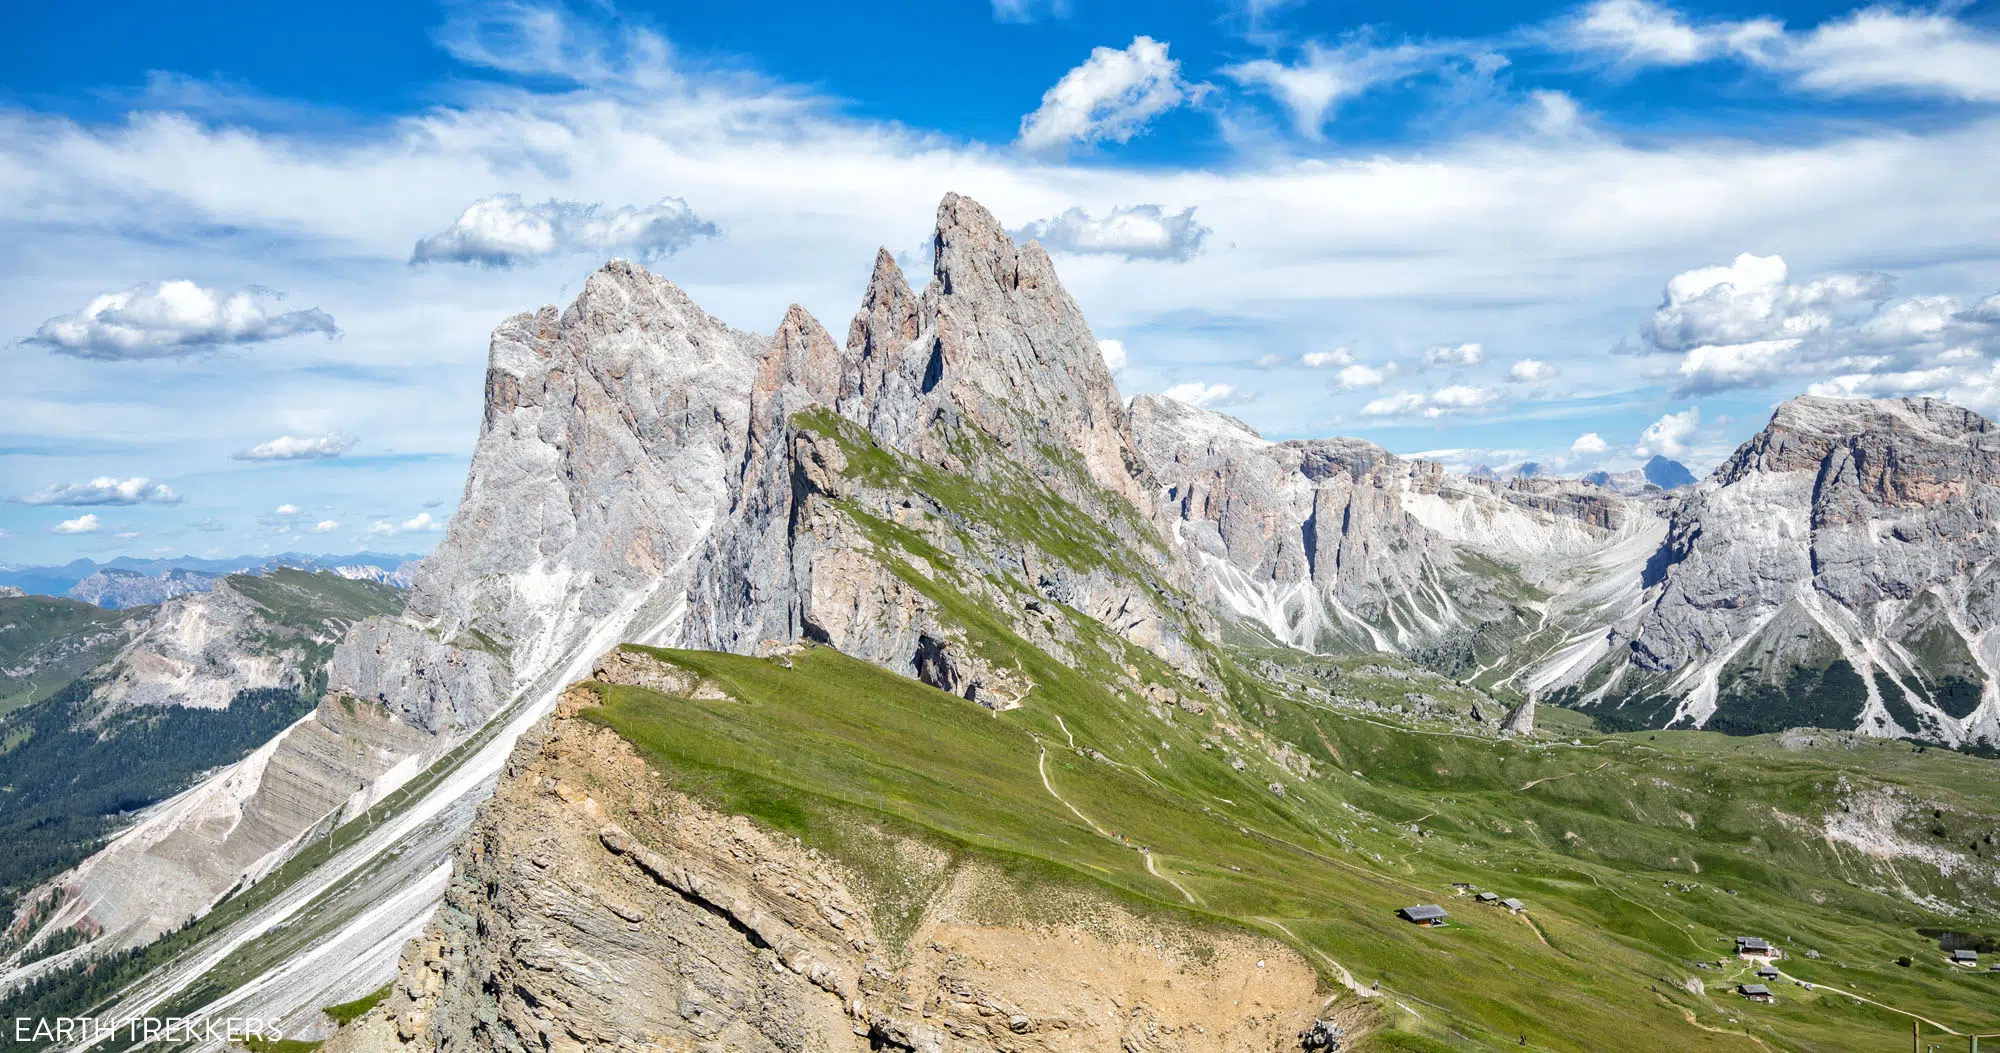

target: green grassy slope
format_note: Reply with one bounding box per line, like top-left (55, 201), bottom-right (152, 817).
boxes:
top-left (585, 643), bottom-right (2000, 1053)
top-left (559, 408), bottom-right (2000, 1051)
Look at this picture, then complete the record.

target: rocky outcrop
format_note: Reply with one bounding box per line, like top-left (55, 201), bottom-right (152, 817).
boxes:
top-left (1503, 695), bottom-right (1536, 736)
top-left (89, 572), bottom-right (401, 716)
top-left (67, 567), bottom-right (218, 609)
top-left (1553, 396), bottom-right (2000, 742)
top-left (845, 196), bottom-right (1150, 516)
top-left (689, 195), bottom-right (1208, 684)
top-left (25, 194), bottom-right (1218, 1005)
top-left (327, 693), bottom-right (1321, 1053)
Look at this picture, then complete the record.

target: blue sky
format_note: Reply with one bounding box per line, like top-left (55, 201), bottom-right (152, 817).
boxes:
top-left (4, 0), bottom-right (2000, 565)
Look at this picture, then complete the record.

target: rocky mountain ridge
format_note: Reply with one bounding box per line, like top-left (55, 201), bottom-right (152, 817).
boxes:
top-left (66, 567), bottom-right (219, 610)
top-left (1, 194), bottom-right (1215, 1023)
top-left (1134, 392), bottom-right (2000, 745)
top-left (1531, 396), bottom-right (2000, 743)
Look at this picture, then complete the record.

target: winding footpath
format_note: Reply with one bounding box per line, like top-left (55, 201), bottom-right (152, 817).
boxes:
top-left (1033, 738), bottom-right (1196, 904)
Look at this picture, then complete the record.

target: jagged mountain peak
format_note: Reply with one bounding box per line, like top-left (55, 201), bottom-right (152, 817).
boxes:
top-left (839, 193), bottom-right (1149, 512)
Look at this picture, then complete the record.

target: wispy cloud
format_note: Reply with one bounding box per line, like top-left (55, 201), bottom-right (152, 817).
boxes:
top-left (1424, 343), bottom-right (1485, 368)
top-left (1555, 0), bottom-right (2000, 102)
top-left (235, 434), bottom-right (357, 461)
top-left (21, 477), bottom-right (181, 506)
top-left (1226, 36), bottom-right (1439, 138)
top-left (990, 0), bottom-right (1069, 23)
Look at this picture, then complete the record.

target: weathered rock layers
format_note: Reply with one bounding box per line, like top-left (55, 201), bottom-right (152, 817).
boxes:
top-left (326, 690), bottom-right (1321, 1053)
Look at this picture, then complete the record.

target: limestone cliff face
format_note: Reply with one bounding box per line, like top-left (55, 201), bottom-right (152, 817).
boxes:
top-left (1137, 391), bottom-right (2000, 743)
top-left (327, 688), bottom-right (1322, 1053)
top-left (337, 259), bottom-right (765, 734)
top-left (1130, 394), bottom-right (1652, 654)
top-left (26, 265), bottom-right (765, 962)
top-left (849, 194), bottom-right (1151, 515)
top-left (31, 193), bottom-right (1215, 991)
top-left (1594, 397), bottom-right (2000, 741)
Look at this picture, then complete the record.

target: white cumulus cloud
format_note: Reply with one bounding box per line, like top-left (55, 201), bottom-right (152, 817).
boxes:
top-left (1571, 432), bottom-right (1610, 455)
top-left (1361, 391), bottom-right (1428, 417)
top-left (1630, 252), bottom-right (2000, 397)
top-left (51, 513), bottom-right (101, 535)
top-left (368, 512), bottom-right (445, 536)
top-left (1161, 382), bottom-right (1238, 409)
top-left (1636, 407), bottom-right (1700, 458)
top-left (1018, 36), bottom-right (1191, 151)
top-left (1336, 364), bottom-right (1386, 388)
top-left (1014, 204), bottom-right (1210, 262)
top-left (412, 194), bottom-right (717, 266)
top-left (1098, 338), bottom-right (1129, 371)
top-left (29, 281), bottom-right (337, 361)
top-left (21, 476), bottom-right (180, 506)
top-left (1507, 359), bottom-right (1557, 383)
top-left (274, 503), bottom-right (300, 515)
top-left (1362, 385), bottom-right (1499, 418)
top-left (1301, 349), bottom-right (1352, 368)
top-left (1424, 343), bottom-right (1485, 368)
top-left (312, 519), bottom-right (340, 533)
top-left (1646, 252), bottom-right (1889, 352)
top-left (235, 434), bottom-right (356, 460)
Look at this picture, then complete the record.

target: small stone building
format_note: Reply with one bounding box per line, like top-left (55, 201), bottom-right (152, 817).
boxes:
top-left (1735, 936), bottom-right (1779, 959)
top-left (1398, 904), bottom-right (1449, 926)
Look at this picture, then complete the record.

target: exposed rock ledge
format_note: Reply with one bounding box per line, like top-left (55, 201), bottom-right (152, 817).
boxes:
top-left (328, 682), bottom-right (1334, 1053)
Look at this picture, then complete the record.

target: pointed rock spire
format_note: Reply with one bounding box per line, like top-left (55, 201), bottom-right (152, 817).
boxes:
top-left (842, 248), bottom-right (918, 417)
top-left (838, 192), bottom-right (1149, 511)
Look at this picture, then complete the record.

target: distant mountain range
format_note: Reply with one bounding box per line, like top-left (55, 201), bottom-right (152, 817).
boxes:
top-left (1468, 454), bottom-right (1696, 492)
top-left (1583, 454), bottom-right (1698, 493)
top-left (0, 553), bottom-right (421, 607)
